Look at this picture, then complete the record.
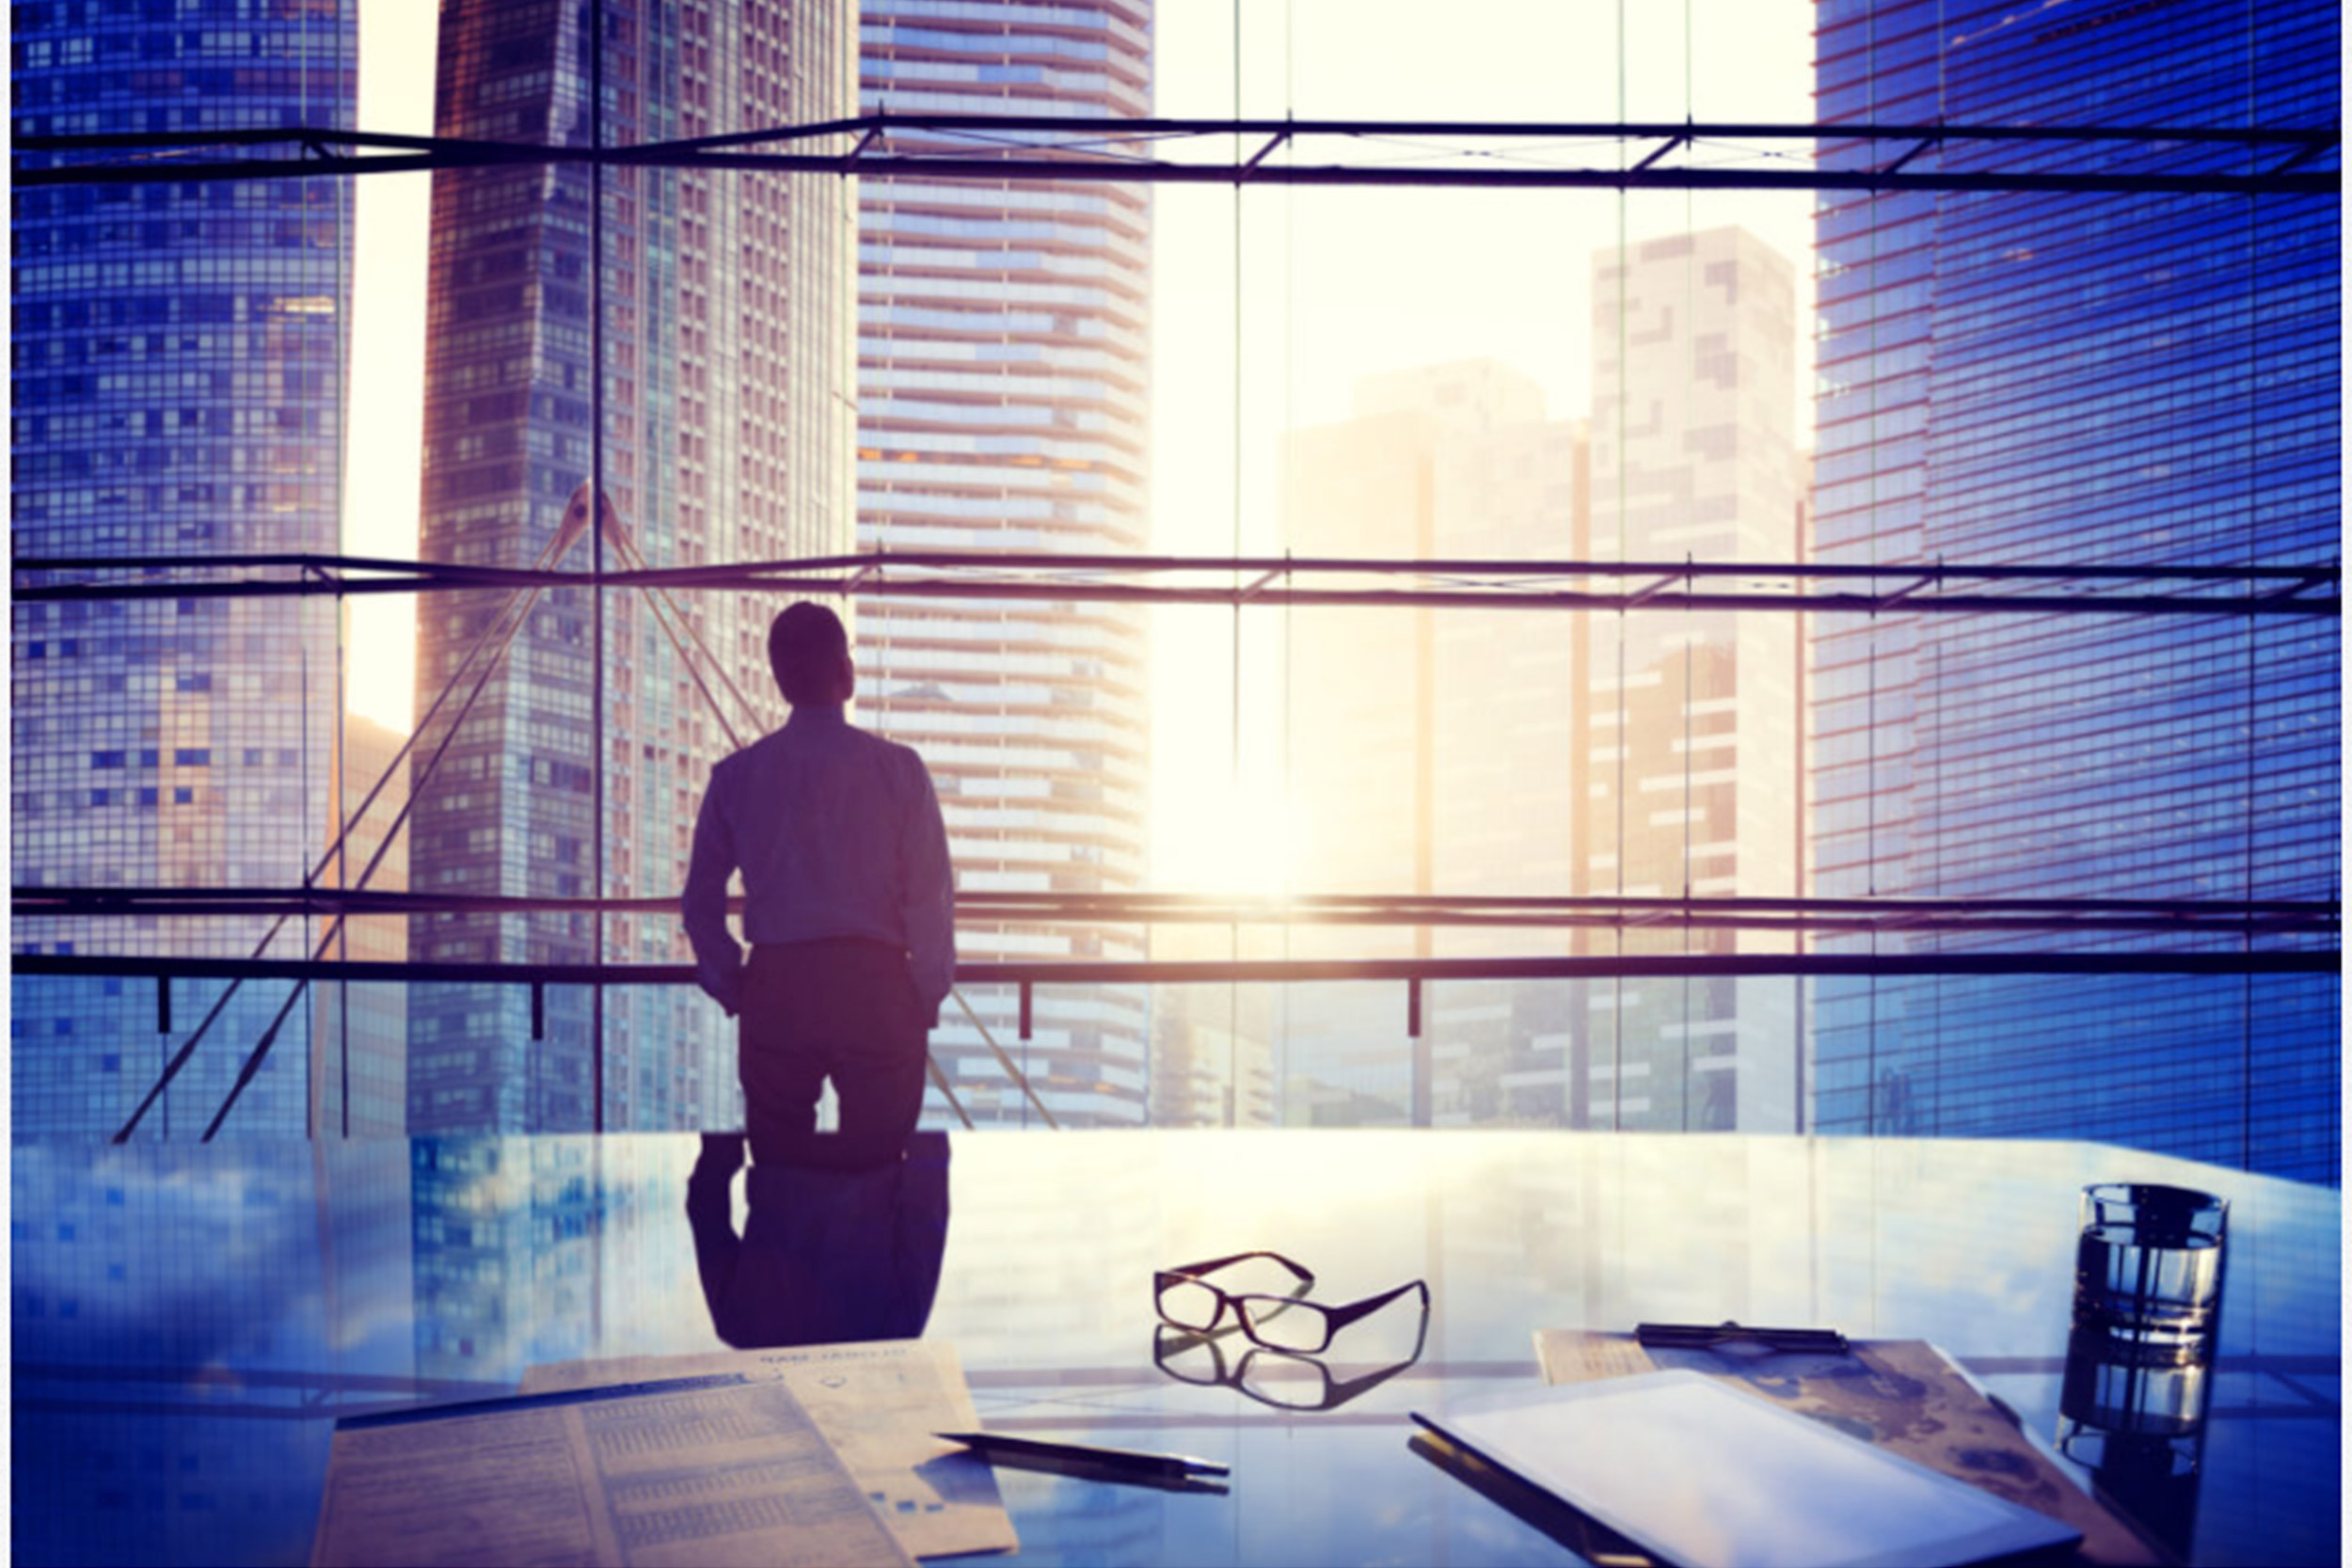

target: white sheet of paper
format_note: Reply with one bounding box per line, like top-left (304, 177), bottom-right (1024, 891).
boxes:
top-left (522, 1340), bottom-right (1016, 1560)
top-left (311, 1372), bottom-right (914, 1568)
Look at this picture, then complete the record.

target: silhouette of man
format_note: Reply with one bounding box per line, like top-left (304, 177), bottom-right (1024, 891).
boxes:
top-left (683, 602), bottom-right (954, 1170)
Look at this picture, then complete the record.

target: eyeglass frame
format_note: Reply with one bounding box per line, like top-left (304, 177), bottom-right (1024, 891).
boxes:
top-left (1153, 1249), bottom-right (1429, 1356)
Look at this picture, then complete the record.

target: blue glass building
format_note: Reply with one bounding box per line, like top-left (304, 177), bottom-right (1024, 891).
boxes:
top-left (1808, 1), bottom-right (2340, 1180)
top-left (11, 5), bottom-right (357, 1137)
top-left (405, 0), bottom-right (855, 1132)
top-left (856, 0), bottom-right (1154, 1126)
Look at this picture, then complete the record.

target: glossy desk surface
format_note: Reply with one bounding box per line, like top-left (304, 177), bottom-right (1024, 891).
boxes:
top-left (11, 1131), bottom-right (2341, 1566)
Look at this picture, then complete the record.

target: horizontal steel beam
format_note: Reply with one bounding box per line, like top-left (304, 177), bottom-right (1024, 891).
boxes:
top-left (14, 115), bottom-right (2337, 196)
top-left (12, 952), bottom-right (2336, 987)
top-left (17, 549), bottom-right (2334, 586)
top-left (16, 886), bottom-right (2338, 936)
top-left (18, 152), bottom-right (2329, 197)
top-left (13, 549), bottom-right (2336, 617)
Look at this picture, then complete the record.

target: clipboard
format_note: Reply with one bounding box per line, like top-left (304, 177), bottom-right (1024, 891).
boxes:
top-left (1529, 1328), bottom-right (2167, 1567)
top-left (1415, 1370), bottom-right (2086, 1568)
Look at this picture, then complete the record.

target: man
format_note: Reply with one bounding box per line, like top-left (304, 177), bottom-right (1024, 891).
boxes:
top-left (682, 602), bottom-right (954, 1169)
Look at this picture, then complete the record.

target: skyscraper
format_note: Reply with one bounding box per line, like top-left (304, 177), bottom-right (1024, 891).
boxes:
top-left (407, 0), bottom-right (855, 1132)
top-left (11, 6), bottom-right (357, 1137)
top-left (1280, 361), bottom-right (1586, 1127)
top-left (1809, 2), bottom-right (2339, 1180)
top-left (1587, 227), bottom-right (1804, 1133)
top-left (854, 0), bottom-right (1154, 1126)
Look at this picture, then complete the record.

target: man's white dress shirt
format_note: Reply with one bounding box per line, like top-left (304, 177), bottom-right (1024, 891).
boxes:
top-left (681, 704), bottom-right (955, 1023)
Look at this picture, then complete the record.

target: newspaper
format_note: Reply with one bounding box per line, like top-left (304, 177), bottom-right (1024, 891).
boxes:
top-left (311, 1371), bottom-right (912, 1567)
top-left (523, 1339), bottom-right (1017, 1560)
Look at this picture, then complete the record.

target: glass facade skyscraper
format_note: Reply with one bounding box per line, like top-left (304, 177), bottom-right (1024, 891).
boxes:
top-left (856, 0), bottom-right (1154, 1126)
top-left (1809, 1), bottom-right (2340, 1180)
top-left (12, 4), bottom-right (357, 1137)
top-left (406, 0), bottom-right (855, 1132)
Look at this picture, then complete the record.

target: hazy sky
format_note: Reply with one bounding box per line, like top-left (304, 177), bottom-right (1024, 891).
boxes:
top-left (340, 0), bottom-right (1815, 886)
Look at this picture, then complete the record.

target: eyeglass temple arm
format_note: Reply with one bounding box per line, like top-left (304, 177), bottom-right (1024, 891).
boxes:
top-left (1165, 1249), bottom-right (1315, 1287)
top-left (1319, 1277), bottom-right (1431, 1333)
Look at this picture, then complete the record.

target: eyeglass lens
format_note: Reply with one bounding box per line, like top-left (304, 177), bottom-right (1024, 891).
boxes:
top-left (1157, 1276), bottom-right (1226, 1333)
top-left (1236, 1295), bottom-right (1332, 1354)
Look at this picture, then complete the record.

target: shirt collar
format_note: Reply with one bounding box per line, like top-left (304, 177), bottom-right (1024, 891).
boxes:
top-left (787, 702), bottom-right (849, 729)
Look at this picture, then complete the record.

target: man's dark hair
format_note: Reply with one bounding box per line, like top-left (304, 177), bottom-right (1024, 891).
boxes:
top-left (768, 602), bottom-right (849, 705)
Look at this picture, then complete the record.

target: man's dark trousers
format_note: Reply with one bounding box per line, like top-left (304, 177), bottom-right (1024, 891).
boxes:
top-left (739, 937), bottom-right (929, 1171)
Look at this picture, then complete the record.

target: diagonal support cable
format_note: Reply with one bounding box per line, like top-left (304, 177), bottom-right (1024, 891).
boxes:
top-left (199, 570), bottom-right (554, 1139)
top-left (182, 514), bottom-right (586, 1140)
top-left (116, 532), bottom-right (567, 1142)
top-left (927, 1054), bottom-right (975, 1132)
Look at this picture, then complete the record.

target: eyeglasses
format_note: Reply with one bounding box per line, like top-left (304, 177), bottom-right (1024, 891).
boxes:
top-left (1153, 1250), bottom-right (1429, 1356)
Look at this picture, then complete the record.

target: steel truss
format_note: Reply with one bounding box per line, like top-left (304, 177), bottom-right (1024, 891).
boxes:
top-left (13, 115), bottom-right (2340, 196)
top-left (17, 886), bottom-right (2340, 941)
top-left (13, 549), bottom-right (2339, 618)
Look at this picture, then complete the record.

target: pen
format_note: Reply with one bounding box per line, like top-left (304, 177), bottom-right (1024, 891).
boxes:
top-left (934, 1431), bottom-right (1230, 1481)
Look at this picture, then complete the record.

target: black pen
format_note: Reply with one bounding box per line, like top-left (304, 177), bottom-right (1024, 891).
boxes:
top-left (935, 1430), bottom-right (1230, 1481)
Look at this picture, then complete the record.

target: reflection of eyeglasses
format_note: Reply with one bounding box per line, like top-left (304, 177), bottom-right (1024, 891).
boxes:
top-left (1153, 1314), bottom-right (1429, 1413)
top-left (1154, 1250), bottom-right (1429, 1355)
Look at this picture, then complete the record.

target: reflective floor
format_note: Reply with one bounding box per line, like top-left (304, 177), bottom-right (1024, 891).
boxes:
top-left (12, 1131), bottom-right (2341, 1566)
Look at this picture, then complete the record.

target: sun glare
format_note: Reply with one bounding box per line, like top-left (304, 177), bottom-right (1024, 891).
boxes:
top-left (1158, 781), bottom-right (1311, 901)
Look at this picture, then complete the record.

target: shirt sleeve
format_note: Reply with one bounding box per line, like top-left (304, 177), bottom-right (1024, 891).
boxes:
top-left (681, 760), bottom-right (745, 1016)
top-left (899, 752), bottom-right (957, 1029)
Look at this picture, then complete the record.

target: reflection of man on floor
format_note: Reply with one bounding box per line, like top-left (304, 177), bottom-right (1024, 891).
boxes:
top-left (682, 602), bottom-right (955, 1170)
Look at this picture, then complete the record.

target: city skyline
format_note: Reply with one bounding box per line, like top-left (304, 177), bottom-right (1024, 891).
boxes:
top-left (12, 1), bottom-right (2334, 1176)
top-left (335, 0), bottom-right (1818, 900)
top-left (7, 10), bottom-right (2341, 1555)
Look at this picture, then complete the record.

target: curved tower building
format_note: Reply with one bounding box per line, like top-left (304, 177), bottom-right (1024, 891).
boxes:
top-left (856, 0), bottom-right (1154, 1126)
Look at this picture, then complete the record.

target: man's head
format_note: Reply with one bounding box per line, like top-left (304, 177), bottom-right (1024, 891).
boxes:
top-left (768, 602), bottom-right (852, 706)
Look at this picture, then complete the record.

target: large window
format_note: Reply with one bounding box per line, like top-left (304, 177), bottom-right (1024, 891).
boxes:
top-left (12, 0), bottom-right (2337, 1179)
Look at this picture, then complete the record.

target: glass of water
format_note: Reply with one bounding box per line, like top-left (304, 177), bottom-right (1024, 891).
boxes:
top-left (2073, 1183), bottom-right (2228, 1363)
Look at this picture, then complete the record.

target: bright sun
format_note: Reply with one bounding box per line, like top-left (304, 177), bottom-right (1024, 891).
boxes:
top-left (1156, 779), bottom-right (1309, 900)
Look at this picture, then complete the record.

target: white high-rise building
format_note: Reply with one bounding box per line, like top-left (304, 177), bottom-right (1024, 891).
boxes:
top-left (1586, 227), bottom-right (1804, 1132)
top-left (856, 0), bottom-right (1155, 1128)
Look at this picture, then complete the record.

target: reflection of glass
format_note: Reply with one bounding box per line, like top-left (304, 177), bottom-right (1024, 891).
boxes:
top-left (2073, 1183), bottom-right (2228, 1360)
top-left (2058, 1324), bottom-right (2212, 1560)
top-left (1153, 1250), bottom-right (1427, 1355)
top-left (1153, 1308), bottom-right (1430, 1414)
